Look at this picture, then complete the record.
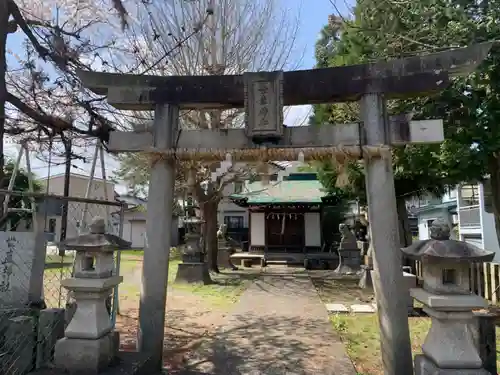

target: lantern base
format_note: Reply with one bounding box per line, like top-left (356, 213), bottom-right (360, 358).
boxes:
top-left (54, 331), bottom-right (119, 374)
top-left (358, 265), bottom-right (373, 289)
top-left (414, 354), bottom-right (489, 375)
top-left (333, 249), bottom-right (362, 276)
top-left (175, 262), bottom-right (212, 284)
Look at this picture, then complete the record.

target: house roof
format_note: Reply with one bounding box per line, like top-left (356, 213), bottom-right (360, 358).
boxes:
top-left (416, 200), bottom-right (457, 214)
top-left (41, 172), bottom-right (113, 183)
top-left (117, 194), bottom-right (147, 207)
top-left (230, 173), bottom-right (326, 205)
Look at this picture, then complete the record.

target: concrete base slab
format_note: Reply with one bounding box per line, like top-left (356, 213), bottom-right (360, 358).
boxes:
top-left (325, 303), bottom-right (376, 314)
top-left (333, 264), bottom-right (362, 276)
top-left (175, 262), bottom-right (212, 284)
top-left (414, 354), bottom-right (490, 375)
top-left (325, 303), bottom-right (349, 313)
top-left (351, 304), bottom-right (375, 313)
top-left (54, 331), bottom-right (119, 374)
top-left (30, 350), bottom-right (152, 375)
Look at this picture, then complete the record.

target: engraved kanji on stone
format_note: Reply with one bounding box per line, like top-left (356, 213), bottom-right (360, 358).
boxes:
top-left (244, 71), bottom-right (284, 139)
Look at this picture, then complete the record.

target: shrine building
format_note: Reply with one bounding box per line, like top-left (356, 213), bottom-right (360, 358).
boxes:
top-left (230, 172), bottom-right (333, 260)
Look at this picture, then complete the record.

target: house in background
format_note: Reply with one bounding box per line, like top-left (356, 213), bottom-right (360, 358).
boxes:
top-left (116, 193), bottom-right (180, 249)
top-left (457, 180), bottom-right (500, 261)
top-left (414, 180), bottom-right (500, 262)
top-left (415, 190), bottom-right (458, 241)
top-left (39, 173), bottom-right (116, 241)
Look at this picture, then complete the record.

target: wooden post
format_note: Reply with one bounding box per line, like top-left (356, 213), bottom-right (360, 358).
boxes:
top-left (361, 93), bottom-right (413, 374)
top-left (137, 103), bottom-right (179, 372)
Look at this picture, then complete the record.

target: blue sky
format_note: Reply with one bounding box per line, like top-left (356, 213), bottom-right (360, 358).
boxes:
top-left (5, 0), bottom-right (352, 189)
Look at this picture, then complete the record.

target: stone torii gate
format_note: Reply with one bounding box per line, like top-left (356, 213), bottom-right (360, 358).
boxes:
top-left (78, 42), bottom-right (492, 375)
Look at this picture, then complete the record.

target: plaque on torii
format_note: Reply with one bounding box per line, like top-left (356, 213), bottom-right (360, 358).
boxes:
top-left (76, 41), bottom-right (493, 375)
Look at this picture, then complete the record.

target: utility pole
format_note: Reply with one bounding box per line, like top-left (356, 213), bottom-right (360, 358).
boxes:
top-left (59, 137), bottom-right (72, 256)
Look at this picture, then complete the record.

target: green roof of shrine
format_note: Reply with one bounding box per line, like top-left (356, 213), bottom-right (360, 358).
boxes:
top-left (230, 173), bottom-right (326, 205)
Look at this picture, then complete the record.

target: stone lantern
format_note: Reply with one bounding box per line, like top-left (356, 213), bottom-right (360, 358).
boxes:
top-left (54, 217), bottom-right (131, 374)
top-left (401, 218), bottom-right (494, 375)
top-left (175, 217), bottom-right (211, 284)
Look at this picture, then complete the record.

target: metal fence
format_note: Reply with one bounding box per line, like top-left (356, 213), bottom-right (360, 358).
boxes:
top-left (0, 190), bottom-right (125, 375)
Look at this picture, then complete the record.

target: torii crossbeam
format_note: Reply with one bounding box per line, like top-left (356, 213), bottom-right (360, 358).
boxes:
top-left (77, 42), bottom-right (493, 375)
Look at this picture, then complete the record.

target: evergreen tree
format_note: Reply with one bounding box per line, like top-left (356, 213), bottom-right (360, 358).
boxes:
top-left (311, 2), bottom-right (500, 245)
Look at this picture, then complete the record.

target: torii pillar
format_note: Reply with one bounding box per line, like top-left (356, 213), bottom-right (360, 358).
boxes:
top-left (77, 41), bottom-right (493, 375)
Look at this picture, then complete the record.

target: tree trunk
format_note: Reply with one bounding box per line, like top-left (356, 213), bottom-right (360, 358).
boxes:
top-left (0, 0), bottom-right (8, 220)
top-left (487, 155), bottom-right (500, 248)
top-left (200, 199), bottom-right (219, 273)
top-left (396, 197), bottom-right (413, 268)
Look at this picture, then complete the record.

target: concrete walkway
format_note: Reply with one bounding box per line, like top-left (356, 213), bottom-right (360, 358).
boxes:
top-left (182, 267), bottom-right (357, 375)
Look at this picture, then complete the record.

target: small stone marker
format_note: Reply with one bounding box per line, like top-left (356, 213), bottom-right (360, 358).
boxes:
top-left (3, 315), bottom-right (36, 374)
top-left (0, 231), bottom-right (46, 307)
top-left (36, 308), bottom-right (65, 369)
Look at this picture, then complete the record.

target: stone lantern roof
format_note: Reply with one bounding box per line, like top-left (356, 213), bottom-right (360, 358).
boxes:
top-left (60, 217), bottom-right (131, 252)
top-left (401, 218), bottom-right (494, 263)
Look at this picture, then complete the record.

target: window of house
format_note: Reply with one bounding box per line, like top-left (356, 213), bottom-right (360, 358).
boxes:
top-left (234, 181), bottom-right (243, 194)
top-left (460, 184), bottom-right (480, 206)
top-left (224, 216), bottom-right (244, 229)
top-left (448, 188), bottom-right (457, 199)
top-left (418, 195), bottom-right (430, 207)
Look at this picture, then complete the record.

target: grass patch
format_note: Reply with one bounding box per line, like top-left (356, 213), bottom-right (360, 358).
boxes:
top-left (331, 312), bottom-right (500, 374)
top-left (331, 313), bottom-right (430, 375)
top-left (168, 260), bottom-right (256, 308)
top-left (42, 249), bottom-right (254, 311)
top-left (120, 249), bottom-right (145, 257)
